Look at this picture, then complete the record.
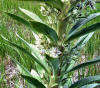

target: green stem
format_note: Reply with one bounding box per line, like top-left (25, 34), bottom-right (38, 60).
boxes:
top-left (58, 17), bottom-right (69, 41)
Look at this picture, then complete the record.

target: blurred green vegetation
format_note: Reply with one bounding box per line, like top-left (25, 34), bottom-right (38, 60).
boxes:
top-left (0, 0), bottom-right (41, 87)
top-left (85, 3), bottom-right (100, 56)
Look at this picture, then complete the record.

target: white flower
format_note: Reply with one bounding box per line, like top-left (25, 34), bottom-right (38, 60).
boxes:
top-left (73, 9), bottom-right (78, 14)
top-left (49, 47), bottom-right (62, 58)
top-left (32, 32), bottom-right (44, 49)
top-left (47, 16), bottom-right (53, 24)
top-left (40, 6), bottom-right (45, 12)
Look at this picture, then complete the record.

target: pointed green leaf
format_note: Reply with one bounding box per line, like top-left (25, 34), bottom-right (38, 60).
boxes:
top-left (69, 19), bottom-right (85, 34)
top-left (73, 32), bottom-right (94, 49)
top-left (72, 34), bottom-right (88, 49)
top-left (66, 60), bottom-right (75, 73)
top-left (2, 45), bottom-right (42, 82)
top-left (16, 33), bottom-right (47, 65)
top-left (16, 33), bottom-right (41, 59)
top-left (69, 13), bottom-right (100, 36)
top-left (7, 13), bottom-right (31, 28)
top-left (16, 33), bottom-right (50, 75)
top-left (21, 75), bottom-right (46, 88)
top-left (80, 32), bottom-right (94, 47)
top-left (19, 8), bottom-right (43, 23)
top-left (67, 56), bottom-right (100, 73)
top-left (67, 22), bottom-right (100, 42)
top-left (80, 83), bottom-right (100, 88)
top-left (30, 21), bottom-right (58, 42)
top-left (69, 75), bottom-right (100, 88)
top-left (10, 51), bottom-right (42, 82)
top-left (1, 35), bottom-right (50, 74)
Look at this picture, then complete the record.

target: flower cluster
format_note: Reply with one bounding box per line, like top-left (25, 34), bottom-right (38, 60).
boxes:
top-left (49, 47), bottom-right (62, 58)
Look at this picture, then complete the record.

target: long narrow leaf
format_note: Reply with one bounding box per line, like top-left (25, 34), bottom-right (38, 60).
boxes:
top-left (69, 75), bottom-right (100, 88)
top-left (2, 44), bottom-right (42, 82)
top-left (21, 75), bottom-right (46, 88)
top-left (67, 22), bottom-right (100, 41)
top-left (9, 55), bottom-right (32, 76)
top-left (1, 35), bottom-right (50, 74)
top-left (67, 56), bottom-right (100, 73)
top-left (73, 32), bottom-right (94, 49)
top-left (16, 33), bottom-right (47, 64)
top-left (80, 83), bottom-right (100, 88)
top-left (16, 33), bottom-right (40, 59)
top-left (72, 34), bottom-right (88, 49)
top-left (16, 33), bottom-right (50, 75)
top-left (7, 13), bottom-right (31, 28)
top-left (7, 13), bottom-right (38, 34)
top-left (19, 8), bottom-right (43, 23)
top-left (69, 12), bottom-right (100, 35)
top-left (30, 21), bottom-right (58, 42)
top-left (69, 19), bottom-right (85, 34)
top-left (9, 50), bottom-right (42, 82)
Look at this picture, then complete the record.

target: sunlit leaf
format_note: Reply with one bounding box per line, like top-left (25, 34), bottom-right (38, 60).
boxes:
top-left (16, 33), bottom-right (50, 76)
top-left (30, 21), bottom-right (58, 42)
top-left (19, 8), bottom-right (43, 23)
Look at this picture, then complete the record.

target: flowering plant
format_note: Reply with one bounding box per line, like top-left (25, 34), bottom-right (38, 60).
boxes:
top-left (1, 0), bottom-right (100, 88)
